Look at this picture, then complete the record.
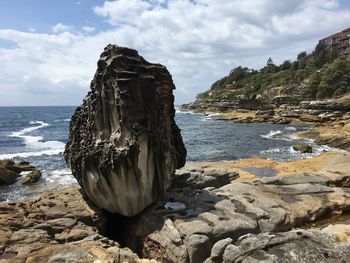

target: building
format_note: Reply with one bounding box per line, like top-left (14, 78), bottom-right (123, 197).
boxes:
top-left (320, 27), bottom-right (350, 53)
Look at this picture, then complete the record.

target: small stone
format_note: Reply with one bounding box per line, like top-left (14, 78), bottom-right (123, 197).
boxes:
top-left (210, 238), bottom-right (233, 261)
top-left (20, 170), bottom-right (41, 184)
top-left (292, 144), bottom-right (313, 153)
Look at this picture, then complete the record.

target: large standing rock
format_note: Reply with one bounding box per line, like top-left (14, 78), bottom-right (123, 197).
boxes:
top-left (65, 44), bottom-right (186, 217)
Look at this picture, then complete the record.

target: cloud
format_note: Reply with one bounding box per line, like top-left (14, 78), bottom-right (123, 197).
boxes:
top-left (82, 26), bottom-right (96, 33)
top-left (51, 23), bottom-right (74, 33)
top-left (0, 0), bottom-right (350, 106)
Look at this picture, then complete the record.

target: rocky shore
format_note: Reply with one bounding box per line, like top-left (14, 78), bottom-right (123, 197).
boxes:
top-left (1, 151), bottom-right (350, 262)
top-left (181, 94), bottom-right (350, 151)
top-left (1, 45), bottom-right (350, 262)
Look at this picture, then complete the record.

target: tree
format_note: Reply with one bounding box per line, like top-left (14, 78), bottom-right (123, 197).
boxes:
top-left (280, 60), bottom-right (291, 70)
top-left (297, 51), bottom-right (307, 61)
top-left (267, 57), bottom-right (274, 67)
top-left (264, 57), bottom-right (278, 73)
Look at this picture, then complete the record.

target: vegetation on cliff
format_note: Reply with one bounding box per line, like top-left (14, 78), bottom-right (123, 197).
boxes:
top-left (197, 42), bottom-right (350, 101)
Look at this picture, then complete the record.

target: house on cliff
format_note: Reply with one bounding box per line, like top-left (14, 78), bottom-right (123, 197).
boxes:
top-left (320, 27), bottom-right (350, 53)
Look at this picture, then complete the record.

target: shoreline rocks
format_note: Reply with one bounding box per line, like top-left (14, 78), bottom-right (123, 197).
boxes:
top-left (0, 160), bottom-right (40, 186)
top-left (0, 185), bottom-right (152, 263)
top-left (65, 44), bottom-right (186, 217)
top-left (1, 152), bottom-right (350, 262)
top-left (292, 144), bottom-right (313, 153)
top-left (180, 94), bottom-right (350, 151)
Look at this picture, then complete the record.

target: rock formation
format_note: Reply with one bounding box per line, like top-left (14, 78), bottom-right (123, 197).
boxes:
top-left (0, 185), bottom-right (154, 262)
top-left (65, 44), bottom-right (186, 217)
top-left (0, 160), bottom-right (39, 185)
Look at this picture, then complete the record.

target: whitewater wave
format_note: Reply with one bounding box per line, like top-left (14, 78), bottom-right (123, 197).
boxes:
top-left (0, 121), bottom-right (65, 159)
top-left (260, 130), bottom-right (282, 139)
top-left (45, 168), bottom-right (76, 185)
top-left (284, 126), bottom-right (297, 131)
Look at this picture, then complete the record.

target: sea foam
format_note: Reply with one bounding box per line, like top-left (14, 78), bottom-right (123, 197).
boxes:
top-left (0, 121), bottom-right (65, 158)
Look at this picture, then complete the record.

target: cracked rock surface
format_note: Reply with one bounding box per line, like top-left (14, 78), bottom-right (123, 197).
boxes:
top-left (65, 44), bottom-right (186, 217)
top-left (0, 185), bottom-right (155, 263)
top-left (121, 164), bottom-right (350, 263)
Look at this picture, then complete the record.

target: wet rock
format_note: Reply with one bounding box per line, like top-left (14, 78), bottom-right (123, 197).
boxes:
top-left (20, 169), bottom-right (42, 184)
top-left (65, 44), bottom-right (186, 217)
top-left (0, 164), bottom-right (19, 185)
top-left (292, 144), bottom-right (313, 153)
top-left (0, 160), bottom-right (38, 185)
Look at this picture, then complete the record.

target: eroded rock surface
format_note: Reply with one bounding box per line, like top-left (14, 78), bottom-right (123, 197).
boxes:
top-left (0, 160), bottom-right (39, 185)
top-left (119, 164), bottom-right (350, 263)
top-left (65, 44), bottom-right (186, 216)
top-left (0, 185), bottom-right (154, 263)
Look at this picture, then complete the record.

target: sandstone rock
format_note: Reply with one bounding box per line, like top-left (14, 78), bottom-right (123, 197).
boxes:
top-left (0, 164), bottom-right (19, 185)
top-left (211, 230), bottom-right (350, 262)
top-left (65, 44), bottom-right (186, 217)
top-left (0, 185), bottom-right (152, 262)
top-left (173, 169), bottom-right (238, 189)
top-left (0, 159), bottom-right (39, 186)
top-left (321, 224), bottom-right (350, 242)
top-left (120, 169), bottom-right (350, 263)
top-left (292, 144), bottom-right (313, 153)
top-left (20, 169), bottom-right (41, 184)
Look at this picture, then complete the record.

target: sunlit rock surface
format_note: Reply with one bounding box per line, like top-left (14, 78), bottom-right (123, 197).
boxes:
top-left (65, 44), bottom-right (186, 217)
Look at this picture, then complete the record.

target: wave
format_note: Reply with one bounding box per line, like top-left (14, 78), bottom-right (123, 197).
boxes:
top-left (284, 126), bottom-right (297, 131)
top-left (0, 149), bottom-right (64, 159)
top-left (2, 120), bottom-right (65, 158)
top-left (46, 168), bottom-right (76, 185)
top-left (260, 130), bottom-right (282, 139)
top-left (53, 119), bottom-right (71, 122)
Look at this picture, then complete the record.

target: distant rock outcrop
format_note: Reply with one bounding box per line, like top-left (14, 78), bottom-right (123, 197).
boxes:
top-left (0, 160), bottom-right (39, 185)
top-left (65, 44), bottom-right (186, 217)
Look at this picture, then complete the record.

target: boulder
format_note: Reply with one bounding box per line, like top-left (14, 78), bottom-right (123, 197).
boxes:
top-left (20, 170), bottom-right (42, 184)
top-left (0, 160), bottom-right (38, 185)
top-left (65, 44), bottom-right (186, 217)
top-left (292, 144), bottom-right (313, 153)
top-left (0, 164), bottom-right (19, 185)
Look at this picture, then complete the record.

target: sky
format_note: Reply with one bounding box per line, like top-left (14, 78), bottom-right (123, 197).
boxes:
top-left (0, 0), bottom-right (350, 106)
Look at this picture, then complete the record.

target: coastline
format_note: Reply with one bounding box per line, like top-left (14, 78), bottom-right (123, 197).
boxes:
top-left (1, 107), bottom-right (350, 261)
top-left (2, 150), bottom-right (350, 262)
top-left (179, 106), bottom-right (350, 151)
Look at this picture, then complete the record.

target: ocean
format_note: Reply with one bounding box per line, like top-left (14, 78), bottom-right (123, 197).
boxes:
top-left (0, 106), bottom-right (330, 201)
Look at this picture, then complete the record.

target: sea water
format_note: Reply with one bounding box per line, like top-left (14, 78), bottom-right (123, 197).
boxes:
top-left (0, 106), bottom-right (330, 201)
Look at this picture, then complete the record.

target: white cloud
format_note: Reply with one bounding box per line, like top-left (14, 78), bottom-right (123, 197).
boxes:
top-left (82, 26), bottom-right (96, 33)
top-left (0, 0), bottom-right (350, 106)
top-left (51, 23), bottom-right (74, 33)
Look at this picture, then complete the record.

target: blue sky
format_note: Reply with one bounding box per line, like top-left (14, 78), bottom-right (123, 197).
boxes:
top-left (0, 1), bottom-right (106, 32)
top-left (0, 0), bottom-right (350, 106)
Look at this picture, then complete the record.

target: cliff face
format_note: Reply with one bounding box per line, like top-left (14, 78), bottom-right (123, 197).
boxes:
top-left (65, 44), bottom-right (186, 217)
top-left (183, 44), bottom-right (350, 114)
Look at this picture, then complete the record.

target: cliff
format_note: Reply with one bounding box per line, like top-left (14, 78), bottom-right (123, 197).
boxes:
top-left (185, 42), bottom-right (350, 108)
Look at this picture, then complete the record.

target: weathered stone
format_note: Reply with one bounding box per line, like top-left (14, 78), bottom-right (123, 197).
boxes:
top-left (0, 164), bottom-right (19, 185)
top-left (173, 169), bottom-right (238, 189)
top-left (0, 160), bottom-right (39, 185)
top-left (20, 169), bottom-right (41, 184)
top-left (0, 185), bottom-right (152, 262)
top-left (185, 234), bottom-right (211, 263)
top-left (292, 144), bottom-right (313, 153)
top-left (209, 238), bottom-right (233, 262)
top-left (216, 230), bottom-right (350, 263)
top-left (65, 44), bottom-right (186, 217)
